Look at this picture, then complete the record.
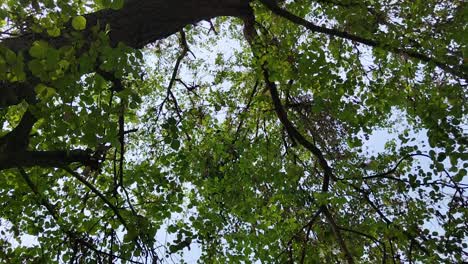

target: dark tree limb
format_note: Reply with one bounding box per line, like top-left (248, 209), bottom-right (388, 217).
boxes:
top-left (263, 69), bottom-right (335, 187)
top-left (160, 30), bottom-right (193, 141)
top-left (0, 81), bottom-right (36, 109)
top-left (258, 0), bottom-right (466, 78)
top-left (0, 110), bottom-right (36, 152)
top-left (0, 0), bottom-right (251, 110)
top-left (1, 149), bottom-right (98, 170)
top-left (363, 153), bottom-right (430, 180)
top-left (243, 11), bottom-right (350, 262)
top-left (242, 11), bottom-right (336, 188)
top-left (1, 0), bottom-right (251, 52)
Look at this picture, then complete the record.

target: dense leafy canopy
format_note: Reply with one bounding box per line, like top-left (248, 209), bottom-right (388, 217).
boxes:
top-left (0, 0), bottom-right (466, 263)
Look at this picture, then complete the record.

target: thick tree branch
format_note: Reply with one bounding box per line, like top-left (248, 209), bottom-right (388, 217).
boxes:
top-left (243, 9), bottom-right (335, 194)
top-left (263, 69), bottom-right (335, 188)
top-left (259, 0), bottom-right (466, 78)
top-left (0, 0), bottom-right (252, 170)
top-left (244, 11), bottom-right (354, 262)
top-left (0, 0), bottom-right (251, 109)
top-left (0, 81), bottom-right (36, 109)
top-left (0, 110), bottom-right (36, 152)
top-left (0, 149), bottom-right (98, 170)
top-left (2, 0), bottom-right (250, 52)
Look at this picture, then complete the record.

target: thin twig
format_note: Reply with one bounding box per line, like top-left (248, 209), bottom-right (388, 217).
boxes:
top-left (17, 168), bottom-right (143, 264)
top-left (338, 226), bottom-right (387, 262)
top-left (323, 207), bottom-right (354, 264)
top-left (61, 166), bottom-right (129, 231)
top-left (363, 153), bottom-right (430, 180)
top-left (164, 30), bottom-right (192, 141)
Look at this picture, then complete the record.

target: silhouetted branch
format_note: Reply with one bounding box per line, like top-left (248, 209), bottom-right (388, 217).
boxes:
top-left (259, 0), bottom-right (466, 78)
top-left (1, 149), bottom-right (98, 170)
top-left (323, 207), bottom-right (354, 264)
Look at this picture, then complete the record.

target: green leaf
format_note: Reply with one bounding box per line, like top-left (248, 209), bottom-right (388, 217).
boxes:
top-left (46, 27), bottom-right (61, 37)
top-left (98, 0), bottom-right (112, 8)
top-left (171, 139), bottom-right (180, 150)
top-left (34, 84), bottom-right (56, 100)
top-left (72, 16), bottom-right (86, 31)
top-left (453, 169), bottom-right (466, 182)
top-left (4, 49), bottom-right (16, 64)
top-left (29, 41), bottom-right (49, 59)
top-left (111, 0), bottom-right (125, 10)
top-left (0, 1), bottom-right (466, 263)
top-left (28, 59), bottom-right (44, 77)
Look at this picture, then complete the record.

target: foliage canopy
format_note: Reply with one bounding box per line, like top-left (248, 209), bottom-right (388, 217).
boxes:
top-left (0, 0), bottom-right (466, 263)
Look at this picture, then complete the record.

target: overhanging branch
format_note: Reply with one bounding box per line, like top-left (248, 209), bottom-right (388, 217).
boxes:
top-left (2, 0), bottom-right (250, 52)
top-left (0, 149), bottom-right (98, 170)
top-left (263, 68), bottom-right (335, 189)
top-left (0, 0), bottom-right (251, 109)
top-left (242, 10), bottom-right (336, 191)
top-left (259, 0), bottom-right (466, 78)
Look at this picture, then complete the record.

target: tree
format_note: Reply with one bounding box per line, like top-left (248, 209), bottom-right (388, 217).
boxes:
top-left (0, 0), bottom-right (466, 262)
